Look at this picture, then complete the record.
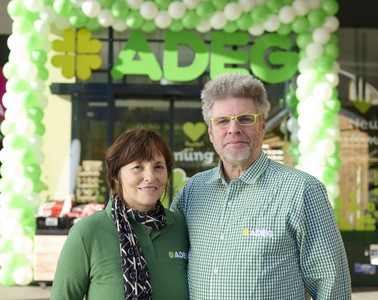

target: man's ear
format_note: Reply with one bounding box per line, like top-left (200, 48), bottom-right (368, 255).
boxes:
top-left (208, 126), bottom-right (213, 143)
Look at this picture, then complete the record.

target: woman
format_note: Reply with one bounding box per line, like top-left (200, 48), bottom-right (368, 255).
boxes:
top-left (51, 128), bottom-right (189, 300)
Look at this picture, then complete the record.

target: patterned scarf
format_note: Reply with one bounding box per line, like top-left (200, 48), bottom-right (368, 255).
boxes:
top-left (111, 195), bottom-right (166, 300)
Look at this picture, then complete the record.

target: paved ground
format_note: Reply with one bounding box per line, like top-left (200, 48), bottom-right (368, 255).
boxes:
top-left (1, 284), bottom-right (378, 300)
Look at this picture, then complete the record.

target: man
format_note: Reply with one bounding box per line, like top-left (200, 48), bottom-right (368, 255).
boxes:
top-left (171, 73), bottom-right (351, 299)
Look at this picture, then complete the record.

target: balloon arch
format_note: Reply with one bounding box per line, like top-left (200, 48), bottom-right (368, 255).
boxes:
top-left (0, 0), bottom-right (340, 286)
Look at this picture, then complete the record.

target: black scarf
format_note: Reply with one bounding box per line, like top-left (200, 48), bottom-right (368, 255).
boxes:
top-left (111, 195), bottom-right (166, 300)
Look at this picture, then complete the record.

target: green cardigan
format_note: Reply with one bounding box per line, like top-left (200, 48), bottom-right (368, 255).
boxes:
top-left (50, 201), bottom-right (189, 300)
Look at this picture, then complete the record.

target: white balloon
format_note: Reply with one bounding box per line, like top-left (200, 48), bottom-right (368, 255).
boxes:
top-left (41, 38), bottom-right (52, 52)
top-left (196, 20), bottom-right (211, 33)
top-left (7, 34), bottom-right (22, 51)
top-left (112, 19), bottom-right (127, 32)
top-left (326, 183), bottom-right (340, 199)
top-left (168, 2), bottom-right (187, 20)
top-left (127, 0), bottom-right (143, 10)
top-left (2, 92), bottom-right (16, 109)
top-left (13, 267), bottom-right (33, 286)
top-left (278, 6), bottom-right (295, 24)
top-left (326, 128), bottom-right (340, 142)
top-left (316, 139), bottom-right (336, 157)
top-left (40, 5), bottom-right (57, 23)
top-left (18, 62), bottom-right (38, 80)
top-left (313, 82), bottom-right (333, 101)
top-left (287, 118), bottom-right (299, 132)
top-left (28, 135), bottom-right (43, 149)
top-left (16, 119), bottom-right (36, 136)
top-left (248, 24), bottom-right (264, 36)
top-left (0, 148), bottom-right (13, 164)
top-left (29, 79), bottom-right (45, 93)
top-left (13, 236), bottom-right (34, 253)
top-left (37, 95), bottom-right (48, 109)
top-left (98, 9), bottom-right (115, 27)
top-left (292, 0), bottom-right (310, 16)
top-left (34, 150), bottom-right (46, 164)
top-left (140, 1), bottom-right (159, 20)
top-left (298, 58), bottom-right (314, 73)
top-left (1, 162), bottom-right (24, 178)
top-left (183, 0), bottom-right (200, 10)
top-left (210, 12), bottom-right (227, 30)
top-left (155, 11), bottom-right (172, 29)
top-left (312, 27), bottom-right (331, 44)
top-left (264, 14), bottom-right (280, 32)
top-left (308, 0), bottom-right (321, 9)
top-left (332, 61), bottom-right (340, 73)
top-left (239, 0), bottom-right (256, 12)
top-left (224, 3), bottom-right (242, 21)
top-left (24, 0), bottom-right (44, 12)
top-left (55, 16), bottom-right (71, 30)
top-left (71, 0), bottom-right (84, 7)
top-left (13, 177), bottom-right (34, 194)
top-left (325, 72), bottom-right (339, 88)
top-left (25, 193), bottom-right (42, 209)
top-left (81, 0), bottom-right (101, 18)
top-left (323, 16), bottom-right (340, 32)
top-left (34, 20), bottom-right (50, 36)
top-left (306, 42), bottom-right (324, 59)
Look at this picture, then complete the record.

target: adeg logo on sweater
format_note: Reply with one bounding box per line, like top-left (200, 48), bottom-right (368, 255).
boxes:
top-left (168, 251), bottom-right (188, 259)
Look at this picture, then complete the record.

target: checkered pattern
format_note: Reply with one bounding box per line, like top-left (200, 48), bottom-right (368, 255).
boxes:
top-left (171, 152), bottom-right (351, 300)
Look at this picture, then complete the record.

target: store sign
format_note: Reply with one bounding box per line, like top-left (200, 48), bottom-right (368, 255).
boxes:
top-left (111, 31), bottom-right (299, 84)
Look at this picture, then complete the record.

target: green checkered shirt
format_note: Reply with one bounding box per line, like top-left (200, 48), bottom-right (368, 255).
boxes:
top-left (171, 152), bottom-right (351, 299)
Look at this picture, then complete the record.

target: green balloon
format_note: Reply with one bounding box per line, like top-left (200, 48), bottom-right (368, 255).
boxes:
top-left (296, 32), bottom-right (312, 49)
top-left (7, 133), bottom-right (27, 149)
top-left (53, 0), bottom-right (73, 17)
top-left (196, 2), bottom-right (215, 20)
top-left (325, 154), bottom-right (341, 170)
top-left (322, 168), bottom-right (336, 185)
top-left (155, 0), bottom-right (171, 10)
top-left (331, 88), bottom-right (338, 99)
top-left (98, 0), bottom-right (114, 8)
top-left (86, 18), bottom-right (101, 32)
top-left (0, 178), bottom-right (14, 193)
top-left (27, 107), bottom-right (44, 122)
top-left (277, 23), bottom-right (291, 35)
top-left (236, 13), bottom-right (253, 31)
top-left (266, 0), bottom-right (284, 13)
top-left (285, 92), bottom-right (298, 107)
top-left (211, 0), bottom-right (228, 10)
top-left (291, 16), bottom-right (310, 34)
top-left (324, 98), bottom-right (341, 114)
top-left (20, 148), bottom-right (35, 165)
top-left (324, 43), bottom-right (339, 59)
top-left (321, 0), bottom-right (339, 15)
top-left (31, 50), bottom-right (48, 66)
top-left (142, 20), bottom-right (157, 33)
top-left (111, 0), bottom-right (129, 18)
top-left (0, 266), bottom-right (16, 286)
top-left (0, 120), bottom-right (16, 136)
top-left (7, 0), bottom-right (26, 19)
top-left (307, 8), bottom-right (326, 27)
top-left (329, 33), bottom-right (338, 45)
top-left (321, 111), bottom-right (336, 127)
top-left (32, 179), bottom-right (45, 193)
top-left (25, 163), bottom-right (42, 180)
top-left (182, 11), bottom-right (200, 30)
top-left (6, 194), bottom-right (27, 209)
top-left (25, 33), bottom-right (42, 51)
top-left (35, 122), bottom-right (46, 136)
top-left (251, 5), bottom-right (269, 24)
top-left (2, 61), bottom-right (18, 79)
top-left (315, 55), bottom-right (334, 73)
top-left (37, 66), bottom-right (49, 80)
top-left (224, 21), bottom-right (237, 33)
top-left (125, 10), bottom-right (144, 29)
top-left (7, 77), bottom-right (29, 93)
top-left (69, 8), bottom-right (88, 28)
top-left (0, 238), bottom-right (14, 253)
top-left (18, 207), bottom-right (37, 229)
top-left (21, 91), bottom-right (38, 109)
top-left (169, 20), bottom-right (183, 32)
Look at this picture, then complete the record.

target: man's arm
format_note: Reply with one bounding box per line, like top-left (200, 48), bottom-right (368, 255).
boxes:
top-left (298, 182), bottom-right (351, 299)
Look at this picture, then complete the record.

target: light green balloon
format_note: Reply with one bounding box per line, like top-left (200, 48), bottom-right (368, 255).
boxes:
top-left (20, 148), bottom-right (36, 166)
top-left (0, 120), bottom-right (16, 136)
top-left (21, 91), bottom-right (39, 109)
top-left (37, 66), bottom-right (49, 80)
top-left (291, 16), bottom-right (310, 34)
top-left (69, 8), bottom-right (88, 28)
top-left (266, 0), bottom-right (284, 13)
top-left (35, 122), bottom-right (46, 136)
top-left (277, 23), bottom-right (291, 35)
top-left (315, 55), bottom-right (334, 73)
top-left (7, 78), bottom-right (29, 93)
top-left (98, 0), bottom-right (114, 8)
top-left (32, 179), bottom-right (45, 194)
top-left (6, 194), bottom-right (27, 209)
top-left (236, 13), bottom-right (253, 31)
top-left (111, 0), bottom-right (129, 18)
top-left (25, 163), bottom-right (42, 181)
top-left (6, 0), bottom-right (26, 19)
top-left (86, 18), bottom-right (101, 32)
top-left (224, 21), bottom-right (237, 33)
top-left (321, 0), bottom-right (339, 15)
top-left (53, 0), bottom-right (73, 17)
top-left (125, 11), bottom-right (144, 29)
top-left (211, 0), bottom-right (228, 10)
top-left (324, 43), bottom-right (339, 59)
top-left (182, 11), bottom-right (200, 30)
top-left (27, 107), bottom-right (44, 122)
top-left (155, 0), bottom-right (171, 10)
top-left (31, 50), bottom-right (48, 66)
top-left (12, 18), bottom-right (33, 35)
top-left (169, 20), bottom-right (183, 32)
top-left (25, 33), bottom-right (42, 51)
top-left (250, 5), bottom-right (269, 24)
top-left (142, 20), bottom-right (157, 33)
top-left (307, 8), bottom-right (326, 27)
top-left (196, 2), bottom-right (214, 20)
top-left (2, 62), bottom-right (18, 79)
top-left (296, 32), bottom-right (312, 49)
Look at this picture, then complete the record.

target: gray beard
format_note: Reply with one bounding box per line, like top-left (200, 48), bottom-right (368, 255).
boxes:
top-left (220, 146), bottom-right (253, 167)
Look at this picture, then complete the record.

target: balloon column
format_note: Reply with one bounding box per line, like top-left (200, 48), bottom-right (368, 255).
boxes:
top-left (0, 0), bottom-right (340, 286)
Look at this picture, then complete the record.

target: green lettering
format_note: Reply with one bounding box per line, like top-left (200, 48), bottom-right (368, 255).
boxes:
top-left (111, 31), bottom-right (162, 81)
top-left (210, 32), bottom-right (249, 79)
top-left (164, 31), bottom-right (209, 82)
top-left (250, 34), bottom-right (299, 84)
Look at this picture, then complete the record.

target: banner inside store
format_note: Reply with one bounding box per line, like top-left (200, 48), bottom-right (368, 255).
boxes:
top-left (1, 0), bottom-right (341, 286)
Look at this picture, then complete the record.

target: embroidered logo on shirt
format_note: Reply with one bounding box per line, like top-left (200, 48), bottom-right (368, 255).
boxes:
top-left (168, 251), bottom-right (188, 259)
top-left (243, 229), bottom-right (273, 238)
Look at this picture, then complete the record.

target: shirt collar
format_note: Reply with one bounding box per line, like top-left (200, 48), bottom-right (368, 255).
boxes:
top-left (208, 151), bottom-right (269, 185)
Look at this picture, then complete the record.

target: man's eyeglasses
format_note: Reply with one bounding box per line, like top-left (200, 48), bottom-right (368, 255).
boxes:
top-left (210, 113), bottom-right (261, 128)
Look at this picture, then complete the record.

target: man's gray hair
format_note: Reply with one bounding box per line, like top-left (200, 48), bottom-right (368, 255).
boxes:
top-left (201, 73), bottom-right (271, 125)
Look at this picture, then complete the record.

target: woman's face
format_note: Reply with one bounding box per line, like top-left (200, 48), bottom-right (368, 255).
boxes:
top-left (119, 154), bottom-right (168, 212)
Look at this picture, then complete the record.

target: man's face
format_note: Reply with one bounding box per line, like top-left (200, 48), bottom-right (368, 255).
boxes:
top-left (208, 97), bottom-right (266, 169)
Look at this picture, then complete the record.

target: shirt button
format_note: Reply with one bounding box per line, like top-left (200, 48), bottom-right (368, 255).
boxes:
top-left (146, 248), bottom-right (150, 252)
top-left (220, 234), bottom-right (225, 240)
